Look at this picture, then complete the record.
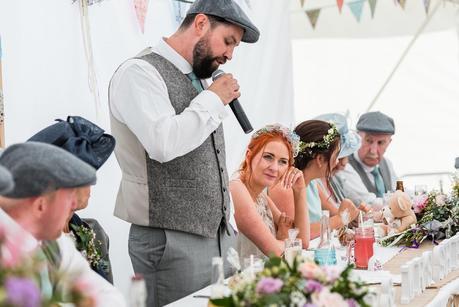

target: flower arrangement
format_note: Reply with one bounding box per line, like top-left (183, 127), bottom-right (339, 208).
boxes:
top-left (299, 124), bottom-right (340, 156)
top-left (0, 224), bottom-right (93, 306)
top-left (380, 176), bottom-right (459, 247)
top-left (70, 224), bottom-right (109, 275)
top-left (210, 255), bottom-right (369, 307)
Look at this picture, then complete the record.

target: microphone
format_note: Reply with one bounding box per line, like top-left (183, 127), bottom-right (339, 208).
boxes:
top-left (212, 69), bottom-right (253, 134)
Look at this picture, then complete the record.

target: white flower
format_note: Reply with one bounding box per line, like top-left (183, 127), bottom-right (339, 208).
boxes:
top-left (289, 291), bottom-right (306, 307)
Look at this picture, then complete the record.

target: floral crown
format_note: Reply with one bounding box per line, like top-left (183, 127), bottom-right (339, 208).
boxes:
top-left (251, 124), bottom-right (301, 157)
top-left (298, 123), bottom-right (340, 156)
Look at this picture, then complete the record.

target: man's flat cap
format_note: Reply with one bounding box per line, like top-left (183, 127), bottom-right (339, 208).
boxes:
top-left (356, 111), bottom-right (395, 135)
top-left (0, 163), bottom-right (14, 195)
top-left (187, 0), bottom-right (260, 43)
top-left (0, 142), bottom-right (97, 198)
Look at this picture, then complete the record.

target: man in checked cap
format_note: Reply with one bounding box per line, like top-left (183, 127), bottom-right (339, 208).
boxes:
top-left (0, 142), bottom-right (126, 306)
top-left (109, 0), bottom-right (260, 305)
top-left (336, 111), bottom-right (398, 208)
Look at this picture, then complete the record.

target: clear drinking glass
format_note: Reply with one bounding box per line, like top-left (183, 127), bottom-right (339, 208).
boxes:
top-left (284, 238), bottom-right (302, 266)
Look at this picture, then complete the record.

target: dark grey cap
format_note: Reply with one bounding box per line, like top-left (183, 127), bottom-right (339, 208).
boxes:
top-left (356, 111), bottom-right (395, 135)
top-left (0, 142), bottom-right (97, 199)
top-left (187, 0), bottom-right (260, 43)
top-left (0, 164), bottom-right (14, 195)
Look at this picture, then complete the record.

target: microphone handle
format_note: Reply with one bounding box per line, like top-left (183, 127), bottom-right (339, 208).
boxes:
top-left (229, 99), bottom-right (253, 134)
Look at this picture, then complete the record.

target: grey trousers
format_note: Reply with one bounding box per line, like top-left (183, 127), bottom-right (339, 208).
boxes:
top-left (128, 224), bottom-right (236, 307)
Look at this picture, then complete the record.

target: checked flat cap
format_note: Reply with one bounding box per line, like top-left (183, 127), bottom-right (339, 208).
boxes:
top-left (0, 163), bottom-right (14, 195)
top-left (187, 0), bottom-right (260, 43)
top-left (0, 142), bottom-right (97, 198)
top-left (356, 111), bottom-right (395, 135)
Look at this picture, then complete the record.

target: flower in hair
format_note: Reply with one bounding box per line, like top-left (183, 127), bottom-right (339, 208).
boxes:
top-left (298, 123), bottom-right (340, 156)
top-left (252, 124), bottom-right (301, 157)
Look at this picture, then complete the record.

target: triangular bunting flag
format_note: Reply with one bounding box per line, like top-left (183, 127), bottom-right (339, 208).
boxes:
top-left (337, 0), bottom-right (344, 13)
top-left (300, 0), bottom-right (305, 8)
top-left (134, 0), bottom-right (149, 33)
top-left (397, 0), bottom-right (406, 9)
top-left (368, 0), bottom-right (377, 18)
top-left (424, 0), bottom-right (431, 14)
top-left (348, 1), bottom-right (364, 23)
top-left (306, 9), bottom-right (321, 29)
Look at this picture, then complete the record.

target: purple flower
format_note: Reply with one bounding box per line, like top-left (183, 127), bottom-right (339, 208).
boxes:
top-left (303, 304), bottom-right (318, 307)
top-left (5, 277), bottom-right (41, 307)
top-left (255, 277), bottom-right (283, 294)
top-left (347, 298), bottom-right (358, 307)
top-left (304, 280), bottom-right (323, 293)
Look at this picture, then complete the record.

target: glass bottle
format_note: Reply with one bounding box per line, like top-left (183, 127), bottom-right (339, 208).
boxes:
top-left (129, 273), bottom-right (147, 307)
top-left (314, 210), bottom-right (336, 265)
top-left (210, 257), bottom-right (228, 299)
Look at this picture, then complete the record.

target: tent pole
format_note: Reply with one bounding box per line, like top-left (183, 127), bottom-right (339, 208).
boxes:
top-left (366, 0), bottom-right (442, 112)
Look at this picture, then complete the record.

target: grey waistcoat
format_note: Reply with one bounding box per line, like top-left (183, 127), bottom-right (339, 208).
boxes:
top-left (348, 155), bottom-right (392, 194)
top-left (110, 52), bottom-right (230, 238)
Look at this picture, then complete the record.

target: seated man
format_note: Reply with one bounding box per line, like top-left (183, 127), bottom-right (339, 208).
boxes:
top-left (29, 115), bottom-right (116, 283)
top-left (335, 111), bottom-right (397, 207)
top-left (0, 142), bottom-right (126, 306)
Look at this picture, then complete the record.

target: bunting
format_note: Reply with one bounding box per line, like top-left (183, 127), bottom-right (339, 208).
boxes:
top-left (348, 1), bottom-right (364, 22)
top-left (337, 0), bottom-right (344, 13)
top-left (134, 0), bottom-right (149, 33)
top-left (368, 0), bottom-right (378, 18)
top-left (306, 9), bottom-right (321, 29)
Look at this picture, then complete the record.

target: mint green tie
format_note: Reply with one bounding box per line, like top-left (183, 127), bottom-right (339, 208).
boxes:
top-left (187, 72), bottom-right (204, 93)
top-left (371, 166), bottom-right (385, 198)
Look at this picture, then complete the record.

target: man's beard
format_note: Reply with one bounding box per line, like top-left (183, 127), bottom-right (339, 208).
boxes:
top-left (192, 36), bottom-right (223, 79)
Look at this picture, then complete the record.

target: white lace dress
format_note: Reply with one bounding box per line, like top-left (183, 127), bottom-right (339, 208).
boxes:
top-left (235, 186), bottom-right (276, 259)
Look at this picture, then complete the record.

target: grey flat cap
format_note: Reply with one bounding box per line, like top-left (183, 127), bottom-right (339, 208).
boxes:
top-left (187, 0), bottom-right (260, 43)
top-left (0, 164), bottom-right (14, 195)
top-left (0, 142), bottom-right (97, 199)
top-left (356, 111), bottom-right (395, 135)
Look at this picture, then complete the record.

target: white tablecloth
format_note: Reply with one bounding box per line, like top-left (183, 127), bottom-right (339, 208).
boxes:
top-left (166, 238), bottom-right (402, 307)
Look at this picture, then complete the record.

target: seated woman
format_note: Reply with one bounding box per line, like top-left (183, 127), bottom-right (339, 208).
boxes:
top-left (314, 113), bottom-right (369, 218)
top-left (28, 116), bottom-right (115, 283)
top-left (230, 124), bottom-right (309, 259)
top-left (270, 120), bottom-right (360, 239)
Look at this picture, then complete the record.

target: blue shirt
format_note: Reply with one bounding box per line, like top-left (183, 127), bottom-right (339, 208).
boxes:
top-left (307, 179), bottom-right (322, 223)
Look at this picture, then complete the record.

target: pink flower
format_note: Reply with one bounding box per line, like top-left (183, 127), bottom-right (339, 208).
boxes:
top-left (413, 195), bottom-right (428, 214)
top-left (322, 266), bottom-right (342, 283)
top-left (255, 277), bottom-right (283, 294)
top-left (311, 288), bottom-right (348, 307)
top-left (299, 262), bottom-right (323, 280)
top-left (435, 194), bottom-right (446, 206)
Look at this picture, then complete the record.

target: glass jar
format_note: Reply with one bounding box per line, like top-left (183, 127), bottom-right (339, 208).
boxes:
top-left (354, 227), bottom-right (375, 269)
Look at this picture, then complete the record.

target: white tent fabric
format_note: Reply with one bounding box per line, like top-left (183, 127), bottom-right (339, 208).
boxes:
top-left (0, 0), bottom-right (293, 297)
top-left (1, 0), bottom-right (459, 300)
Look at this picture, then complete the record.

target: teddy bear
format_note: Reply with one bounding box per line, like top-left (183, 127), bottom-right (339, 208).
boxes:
top-left (381, 190), bottom-right (417, 236)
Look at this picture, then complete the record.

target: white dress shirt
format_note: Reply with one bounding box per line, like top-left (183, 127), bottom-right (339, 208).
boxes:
top-left (109, 39), bottom-right (238, 232)
top-left (0, 209), bottom-right (126, 307)
top-left (336, 152), bottom-right (397, 207)
top-left (109, 38), bottom-right (229, 163)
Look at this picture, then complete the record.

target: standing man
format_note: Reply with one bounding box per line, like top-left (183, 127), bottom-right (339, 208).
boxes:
top-left (108, 0), bottom-right (259, 305)
top-left (336, 111), bottom-right (397, 207)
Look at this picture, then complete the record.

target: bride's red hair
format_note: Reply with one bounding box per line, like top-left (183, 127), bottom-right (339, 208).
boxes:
top-left (239, 131), bottom-right (294, 184)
